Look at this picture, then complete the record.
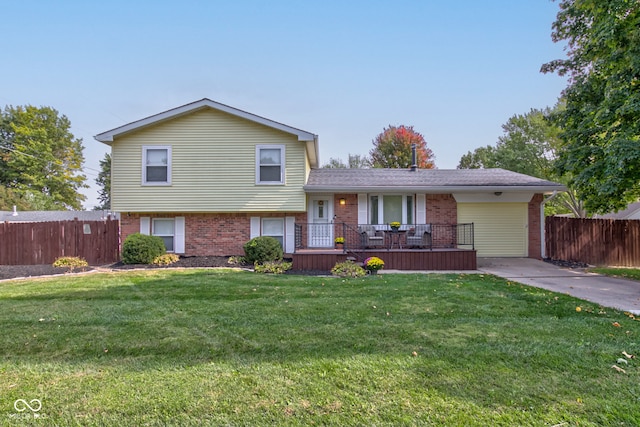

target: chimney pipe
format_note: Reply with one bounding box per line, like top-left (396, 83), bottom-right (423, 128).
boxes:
top-left (410, 143), bottom-right (417, 171)
top-left (12, 205), bottom-right (18, 216)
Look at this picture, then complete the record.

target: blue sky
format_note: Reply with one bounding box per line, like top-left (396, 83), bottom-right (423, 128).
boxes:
top-left (2, 0), bottom-right (567, 209)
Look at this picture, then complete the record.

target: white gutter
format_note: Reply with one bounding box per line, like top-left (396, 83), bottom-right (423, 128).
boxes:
top-left (540, 191), bottom-right (559, 259)
top-left (304, 185), bottom-right (567, 193)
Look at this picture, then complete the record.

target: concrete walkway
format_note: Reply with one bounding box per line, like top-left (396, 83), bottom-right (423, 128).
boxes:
top-left (478, 258), bottom-right (640, 314)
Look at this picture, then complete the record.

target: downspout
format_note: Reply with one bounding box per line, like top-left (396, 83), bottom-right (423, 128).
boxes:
top-left (540, 191), bottom-right (559, 259)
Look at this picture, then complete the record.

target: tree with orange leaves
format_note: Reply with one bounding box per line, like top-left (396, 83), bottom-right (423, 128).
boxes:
top-left (369, 125), bottom-right (435, 169)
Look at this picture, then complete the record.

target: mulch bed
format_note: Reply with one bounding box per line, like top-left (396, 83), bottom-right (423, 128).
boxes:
top-left (0, 256), bottom-right (332, 281)
top-left (0, 256), bottom-right (240, 281)
top-left (543, 258), bottom-right (591, 269)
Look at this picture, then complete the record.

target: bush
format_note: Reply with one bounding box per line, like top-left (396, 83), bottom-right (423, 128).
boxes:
top-left (121, 233), bottom-right (166, 264)
top-left (227, 256), bottom-right (246, 266)
top-left (52, 256), bottom-right (89, 272)
top-left (331, 260), bottom-right (366, 278)
top-left (243, 236), bottom-right (283, 264)
top-left (152, 253), bottom-right (180, 266)
top-left (254, 261), bottom-right (292, 274)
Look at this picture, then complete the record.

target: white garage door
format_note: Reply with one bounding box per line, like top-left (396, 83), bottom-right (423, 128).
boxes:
top-left (457, 203), bottom-right (528, 257)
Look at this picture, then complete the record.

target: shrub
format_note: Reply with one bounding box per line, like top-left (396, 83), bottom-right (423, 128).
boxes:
top-left (254, 261), bottom-right (292, 274)
top-left (243, 236), bottom-right (283, 264)
top-left (334, 237), bottom-right (345, 244)
top-left (52, 256), bottom-right (89, 272)
top-left (227, 256), bottom-right (246, 266)
top-left (121, 233), bottom-right (166, 264)
top-left (331, 260), bottom-right (366, 278)
top-left (152, 253), bottom-right (180, 266)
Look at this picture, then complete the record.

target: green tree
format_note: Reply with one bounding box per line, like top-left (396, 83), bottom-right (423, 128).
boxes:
top-left (322, 153), bottom-right (371, 169)
top-left (94, 152), bottom-right (111, 210)
top-left (458, 106), bottom-right (588, 217)
top-left (458, 108), bottom-right (560, 177)
top-left (0, 187), bottom-right (35, 210)
top-left (458, 145), bottom-right (498, 169)
top-left (541, 0), bottom-right (640, 213)
top-left (370, 125), bottom-right (435, 169)
top-left (322, 157), bottom-right (347, 168)
top-left (347, 153), bottom-right (370, 169)
top-left (0, 105), bottom-right (86, 210)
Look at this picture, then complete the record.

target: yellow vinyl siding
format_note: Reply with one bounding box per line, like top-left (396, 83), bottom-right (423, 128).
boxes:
top-left (111, 109), bottom-right (307, 212)
top-left (457, 203), bottom-right (528, 257)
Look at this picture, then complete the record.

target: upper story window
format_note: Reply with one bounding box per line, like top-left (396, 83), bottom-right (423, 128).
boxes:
top-left (143, 146), bottom-right (172, 185)
top-left (256, 145), bottom-right (285, 185)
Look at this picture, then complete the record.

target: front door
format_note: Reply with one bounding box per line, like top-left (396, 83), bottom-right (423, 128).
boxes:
top-left (309, 199), bottom-right (333, 247)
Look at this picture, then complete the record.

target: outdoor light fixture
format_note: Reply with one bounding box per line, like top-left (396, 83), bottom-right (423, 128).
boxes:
top-left (339, 198), bottom-right (346, 205)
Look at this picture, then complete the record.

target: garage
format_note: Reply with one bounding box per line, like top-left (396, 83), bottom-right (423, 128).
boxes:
top-left (457, 202), bottom-right (528, 257)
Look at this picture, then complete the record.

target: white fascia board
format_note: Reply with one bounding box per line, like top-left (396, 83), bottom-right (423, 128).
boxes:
top-left (306, 136), bottom-right (320, 169)
top-left (95, 98), bottom-right (317, 144)
top-left (303, 185), bottom-right (567, 193)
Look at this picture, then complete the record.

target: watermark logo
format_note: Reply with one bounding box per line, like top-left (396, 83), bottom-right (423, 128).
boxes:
top-left (8, 399), bottom-right (44, 420)
top-left (14, 399), bottom-right (41, 413)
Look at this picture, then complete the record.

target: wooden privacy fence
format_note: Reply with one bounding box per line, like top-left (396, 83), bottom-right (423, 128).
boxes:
top-left (546, 216), bottom-right (640, 267)
top-left (0, 219), bottom-right (120, 265)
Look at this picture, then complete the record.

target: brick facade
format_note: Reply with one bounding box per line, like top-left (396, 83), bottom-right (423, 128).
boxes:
top-left (121, 212), bottom-right (306, 256)
top-left (120, 192), bottom-right (546, 259)
top-left (333, 194), bottom-right (358, 225)
top-left (426, 194), bottom-right (457, 225)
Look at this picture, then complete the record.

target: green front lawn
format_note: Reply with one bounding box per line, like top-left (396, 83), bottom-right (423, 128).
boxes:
top-left (589, 267), bottom-right (640, 281)
top-left (1, 269), bottom-right (639, 426)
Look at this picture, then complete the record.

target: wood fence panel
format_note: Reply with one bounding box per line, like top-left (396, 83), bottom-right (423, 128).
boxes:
top-left (546, 216), bottom-right (640, 266)
top-left (0, 219), bottom-right (120, 266)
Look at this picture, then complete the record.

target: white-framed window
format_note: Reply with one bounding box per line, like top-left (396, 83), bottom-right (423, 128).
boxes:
top-left (262, 218), bottom-right (284, 248)
top-left (256, 145), bottom-right (285, 184)
top-left (143, 145), bottom-right (172, 185)
top-left (370, 194), bottom-right (414, 225)
top-left (153, 218), bottom-right (175, 252)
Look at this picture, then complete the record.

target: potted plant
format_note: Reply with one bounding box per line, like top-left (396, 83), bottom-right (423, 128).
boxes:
top-left (363, 256), bottom-right (384, 274)
top-left (390, 221), bottom-right (401, 231)
top-left (335, 236), bottom-right (345, 248)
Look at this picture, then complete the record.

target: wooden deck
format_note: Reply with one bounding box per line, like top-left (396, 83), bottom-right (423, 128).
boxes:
top-left (291, 248), bottom-right (477, 272)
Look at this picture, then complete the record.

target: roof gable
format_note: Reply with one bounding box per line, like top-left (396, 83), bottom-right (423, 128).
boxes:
top-left (94, 98), bottom-right (319, 167)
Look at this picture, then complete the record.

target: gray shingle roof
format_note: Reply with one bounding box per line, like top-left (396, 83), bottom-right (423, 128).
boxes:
top-left (0, 210), bottom-right (119, 223)
top-left (304, 168), bottom-right (565, 192)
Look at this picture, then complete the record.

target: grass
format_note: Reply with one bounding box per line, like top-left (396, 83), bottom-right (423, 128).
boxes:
top-left (1, 269), bottom-right (639, 426)
top-left (589, 267), bottom-right (640, 281)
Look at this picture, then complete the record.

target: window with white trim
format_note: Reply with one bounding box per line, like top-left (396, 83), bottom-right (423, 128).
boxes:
top-left (153, 218), bottom-right (175, 252)
top-left (370, 195), bottom-right (414, 225)
top-left (262, 218), bottom-right (284, 248)
top-left (143, 146), bottom-right (171, 185)
top-left (256, 145), bottom-right (285, 184)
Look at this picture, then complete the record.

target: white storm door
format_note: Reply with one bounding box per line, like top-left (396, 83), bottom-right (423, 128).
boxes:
top-left (309, 199), bottom-right (333, 247)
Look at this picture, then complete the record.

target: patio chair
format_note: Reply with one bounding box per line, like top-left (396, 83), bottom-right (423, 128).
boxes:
top-left (406, 224), bottom-right (432, 248)
top-left (358, 225), bottom-right (385, 248)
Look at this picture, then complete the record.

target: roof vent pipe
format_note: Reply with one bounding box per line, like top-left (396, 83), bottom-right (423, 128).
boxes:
top-left (12, 205), bottom-right (18, 216)
top-left (410, 143), bottom-right (417, 171)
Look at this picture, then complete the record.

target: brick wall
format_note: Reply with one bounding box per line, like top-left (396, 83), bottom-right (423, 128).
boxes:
top-left (121, 212), bottom-right (306, 256)
top-left (333, 194), bottom-right (358, 224)
top-left (426, 194), bottom-right (457, 225)
top-left (528, 193), bottom-right (543, 259)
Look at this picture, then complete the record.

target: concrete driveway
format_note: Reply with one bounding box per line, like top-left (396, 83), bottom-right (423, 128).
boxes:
top-left (478, 258), bottom-right (640, 314)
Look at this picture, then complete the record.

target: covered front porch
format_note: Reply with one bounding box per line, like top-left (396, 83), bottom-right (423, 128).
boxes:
top-left (291, 223), bottom-right (476, 271)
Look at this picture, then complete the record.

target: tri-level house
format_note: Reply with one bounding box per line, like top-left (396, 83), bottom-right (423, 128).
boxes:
top-left (95, 98), bottom-right (565, 271)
